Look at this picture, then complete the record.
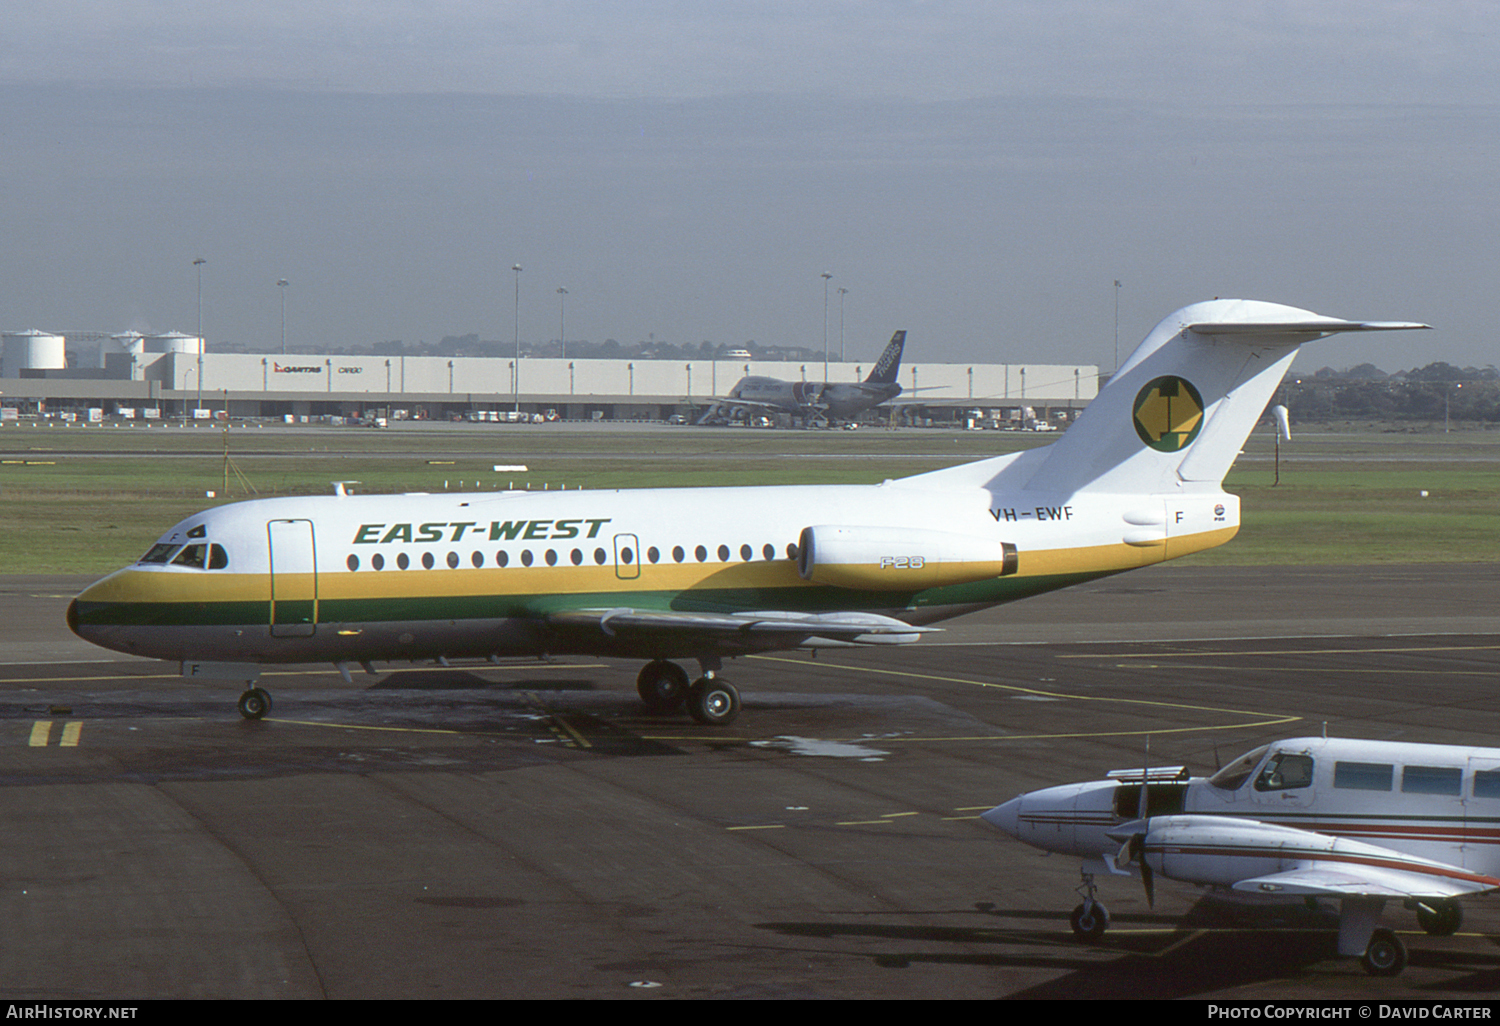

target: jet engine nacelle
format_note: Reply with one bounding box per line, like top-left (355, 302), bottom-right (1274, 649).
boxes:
top-left (796, 525), bottom-right (1018, 591)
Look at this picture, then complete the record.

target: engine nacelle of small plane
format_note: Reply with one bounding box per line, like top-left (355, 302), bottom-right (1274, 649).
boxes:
top-left (796, 525), bottom-right (1019, 591)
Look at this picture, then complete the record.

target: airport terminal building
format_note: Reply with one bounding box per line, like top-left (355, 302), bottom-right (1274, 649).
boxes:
top-left (0, 329), bottom-right (1098, 426)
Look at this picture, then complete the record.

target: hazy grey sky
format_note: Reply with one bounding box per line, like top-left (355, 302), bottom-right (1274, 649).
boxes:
top-left (3, 2), bottom-right (1497, 373)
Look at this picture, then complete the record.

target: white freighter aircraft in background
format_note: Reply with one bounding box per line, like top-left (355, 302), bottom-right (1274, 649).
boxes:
top-left (68, 300), bottom-right (1427, 726)
top-left (695, 329), bottom-right (909, 426)
top-left (983, 736), bottom-right (1500, 976)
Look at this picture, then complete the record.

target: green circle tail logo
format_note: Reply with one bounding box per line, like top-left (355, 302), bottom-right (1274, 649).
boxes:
top-left (1132, 376), bottom-right (1205, 452)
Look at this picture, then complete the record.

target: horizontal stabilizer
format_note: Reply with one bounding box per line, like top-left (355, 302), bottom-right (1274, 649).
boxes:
top-left (1189, 319), bottom-right (1430, 336)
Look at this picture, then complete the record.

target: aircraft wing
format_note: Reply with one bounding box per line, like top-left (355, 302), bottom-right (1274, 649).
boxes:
top-left (1233, 863), bottom-right (1499, 900)
top-left (547, 607), bottom-right (934, 647)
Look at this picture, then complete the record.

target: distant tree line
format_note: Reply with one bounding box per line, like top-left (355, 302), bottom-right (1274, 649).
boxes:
top-left (1281, 362), bottom-right (1500, 423)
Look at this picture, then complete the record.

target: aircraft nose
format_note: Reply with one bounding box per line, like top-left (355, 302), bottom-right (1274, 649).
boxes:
top-left (980, 796), bottom-right (1023, 838)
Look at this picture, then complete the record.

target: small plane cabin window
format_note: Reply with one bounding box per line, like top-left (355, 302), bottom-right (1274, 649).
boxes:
top-left (1253, 752), bottom-right (1314, 792)
top-left (371, 554), bottom-right (385, 571)
top-left (1334, 761), bottom-right (1393, 791)
top-left (140, 543), bottom-right (180, 564)
top-left (1403, 765), bottom-right (1462, 796)
top-left (208, 544), bottom-right (229, 569)
top-left (1473, 770), bottom-right (1500, 799)
top-left (1208, 745), bottom-right (1270, 792)
top-left (347, 554), bottom-right (360, 572)
top-left (397, 553), bottom-right (410, 570)
top-left (171, 544), bottom-right (208, 569)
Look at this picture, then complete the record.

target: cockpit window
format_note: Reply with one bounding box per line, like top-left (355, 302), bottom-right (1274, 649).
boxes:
top-left (140, 543), bottom-right (181, 564)
top-left (160, 542), bottom-right (230, 570)
top-left (1208, 744), bottom-right (1269, 792)
top-left (187, 524), bottom-right (207, 539)
top-left (171, 544), bottom-right (208, 568)
top-left (1254, 752), bottom-right (1315, 792)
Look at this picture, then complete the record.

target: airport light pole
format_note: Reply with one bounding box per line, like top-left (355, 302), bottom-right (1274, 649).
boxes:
top-left (821, 272), bottom-right (832, 383)
top-left (557, 287), bottom-right (568, 361)
top-left (278, 279), bottom-right (289, 354)
top-left (512, 264), bottom-right (522, 414)
top-left (837, 286), bottom-right (848, 363)
top-left (194, 257), bottom-right (206, 423)
top-left (1113, 279), bottom-right (1121, 373)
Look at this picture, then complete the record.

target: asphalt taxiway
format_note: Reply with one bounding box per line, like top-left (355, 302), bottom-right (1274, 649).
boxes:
top-left (5, 565), bottom-right (1500, 999)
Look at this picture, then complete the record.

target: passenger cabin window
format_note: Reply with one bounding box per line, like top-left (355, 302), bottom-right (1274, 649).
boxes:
top-left (1403, 765), bottom-right (1462, 796)
top-left (1254, 752), bottom-right (1314, 792)
top-left (1474, 770), bottom-right (1500, 799)
top-left (1334, 761), bottom-right (1393, 791)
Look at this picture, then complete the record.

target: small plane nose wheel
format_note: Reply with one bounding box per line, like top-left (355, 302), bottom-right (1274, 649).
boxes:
top-left (237, 687), bottom-right (273, 720)
top-left (1069, 871), bottom-right (1110, 942)
top-left (1069, 900), bottom-right (1110, 942)
top-left (1361, 927), bottom-right (1407, 976)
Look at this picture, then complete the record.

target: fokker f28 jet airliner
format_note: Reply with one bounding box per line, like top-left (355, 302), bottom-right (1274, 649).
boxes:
top-left (68, 300), bottom-right (1427, 725)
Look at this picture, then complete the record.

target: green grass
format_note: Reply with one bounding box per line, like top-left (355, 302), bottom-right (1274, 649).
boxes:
top-left (5, 420), bottom-right (1500, 574)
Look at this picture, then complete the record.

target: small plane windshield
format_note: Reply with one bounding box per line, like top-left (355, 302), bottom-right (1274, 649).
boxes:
top-left (1207, 745), bottom-right (1270, 792)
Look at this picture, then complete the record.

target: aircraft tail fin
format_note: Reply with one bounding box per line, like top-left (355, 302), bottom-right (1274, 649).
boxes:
top-left (864, 330), bottom-right (906, 384)
top-left (1017, 300), bottom-right (1427, 495)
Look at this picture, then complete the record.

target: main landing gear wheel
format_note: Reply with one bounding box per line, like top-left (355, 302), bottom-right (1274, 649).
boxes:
top-left (1361, 928), bottom-right (1408, 977)
top-left (636, 660), bottom-right (690, 714)
top-left (237, 687), bottom-right (273, 720)
top-left (1069, 902), bottom-right (1110, 943)
top-left (687, 677), bottom-right (741, 726)
top-left (1417, 899), bottom-right (1463, 936)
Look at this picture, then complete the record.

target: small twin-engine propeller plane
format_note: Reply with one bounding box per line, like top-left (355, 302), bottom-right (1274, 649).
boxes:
top-left (983, 736), bottom-right (1500, 976)
top-left (67, 300), bottom-right (1426, 726)
top-left (695, 329), bottom-right (910, 426)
